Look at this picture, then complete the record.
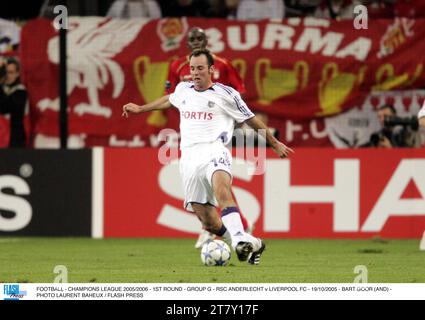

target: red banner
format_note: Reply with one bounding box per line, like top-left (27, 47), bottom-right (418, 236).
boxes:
top-left (20, 17), bottom-right (425, 147)
top-left (103, 148), bottom-right (425, 238)
top-left (0, 115), bottom-right (9, 147)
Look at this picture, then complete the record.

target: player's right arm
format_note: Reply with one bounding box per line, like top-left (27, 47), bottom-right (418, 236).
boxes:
top-left (122, 95), bottom-right (172, 118)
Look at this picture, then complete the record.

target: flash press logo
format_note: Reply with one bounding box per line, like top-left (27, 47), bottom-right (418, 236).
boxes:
top-left (3, 284), bottom-right (27, 300)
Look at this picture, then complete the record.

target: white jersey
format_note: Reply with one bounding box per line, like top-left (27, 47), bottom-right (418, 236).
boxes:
top-left (169, 81), bottom-right (254, 148)
top-left (419, 101), bottom-right (425, 119)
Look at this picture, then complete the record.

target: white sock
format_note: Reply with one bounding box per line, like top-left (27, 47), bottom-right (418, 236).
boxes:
top-left (222, 230), bottom-right (232, 247)
top-left (221, 207), bottom-right (261, 251)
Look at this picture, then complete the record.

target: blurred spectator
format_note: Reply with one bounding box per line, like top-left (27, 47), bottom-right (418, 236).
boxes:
top-left (0, 18), bottom-right (20, 55)
top-left (236, 0), bottom-right (285, 20)
top-left (1, 0), bottom-right (44, 20)
top-left (364, 104), bottom-right (421, 148)
top-left (314, 0), bottom-right (361, 19)
top-left (224, 0), bottom-right (241, 18)
top-left (208, 0), bottom-right (240, 18)
top-left (106, 0), bottom-right (162, 18)
top-left (365, 0), bottom-right (394, 19)
top-left (393, 0), bottom-right (425, 18)
top-left (159, 0), bottom-right (212, 17)
top-left (40, 0), bottom-right (110, 17)
top-left (0, 57), bottom-right (28, 148)
top-left (284, 0), bottom-right (320, 18)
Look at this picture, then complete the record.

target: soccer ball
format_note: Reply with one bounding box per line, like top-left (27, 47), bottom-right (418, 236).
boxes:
top-left (201, 240), bottom-right (231, 266)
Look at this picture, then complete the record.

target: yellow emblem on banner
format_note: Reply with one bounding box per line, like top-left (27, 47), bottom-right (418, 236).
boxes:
top-left (373, 64), bottom-right (408, 91)
top-left (317, 63), bottom-right (367, 116)
top-left (405, 64), bottom-right (423, 86)
top-left (255, 59), bottom-right (308, 105)
top-left (373, 63), bottom-right (423, 91)
top-left (134, 56), bottom-right (169, 127)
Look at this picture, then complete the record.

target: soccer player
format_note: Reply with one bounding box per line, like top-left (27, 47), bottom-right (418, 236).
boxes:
top-left (123, 49), bottom-right (294, 265)
top-left (167, 26), bottom-right (250, 248)
top-left (419, 101), bottom-right (425, 128)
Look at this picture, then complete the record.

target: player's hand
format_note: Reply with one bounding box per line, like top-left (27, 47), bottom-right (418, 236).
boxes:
top-left (272, 141), bottom-right (294, 158)
top-left (122, 103), bottom-right (140, 118)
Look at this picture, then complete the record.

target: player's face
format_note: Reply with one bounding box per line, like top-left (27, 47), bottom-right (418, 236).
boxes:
top-left (190, 55), bottom-right (213, 90)
top-left (187, 30), bottom-right (207, 51)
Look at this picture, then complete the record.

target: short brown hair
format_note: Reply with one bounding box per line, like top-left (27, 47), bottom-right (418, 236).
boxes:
top-left (189, 49), bottom-right (214, 68)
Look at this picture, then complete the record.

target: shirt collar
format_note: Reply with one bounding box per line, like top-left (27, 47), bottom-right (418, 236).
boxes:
top-left (190, 84), bottom-right (215, 92)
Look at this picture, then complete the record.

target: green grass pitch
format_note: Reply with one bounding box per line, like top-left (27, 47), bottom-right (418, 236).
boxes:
top-left (0, 237), bottom-right (424, 283)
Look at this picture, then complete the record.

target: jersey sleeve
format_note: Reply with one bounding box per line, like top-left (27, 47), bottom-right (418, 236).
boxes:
top-left (218, 85), bottom-right (254, 123)
top-left (169, 82), bottom-right (187, 109)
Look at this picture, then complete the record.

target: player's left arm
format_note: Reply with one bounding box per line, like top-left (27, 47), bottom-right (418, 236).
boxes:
top-left (245, 116), bottom-right (294, 158)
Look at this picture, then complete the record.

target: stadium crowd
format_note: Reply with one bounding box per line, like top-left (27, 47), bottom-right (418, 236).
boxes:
top-left (0, 0), bottom-right (423, 21)
top-left (35, 0), bottom-right (425, 20)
